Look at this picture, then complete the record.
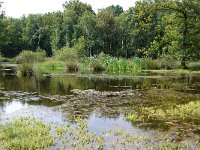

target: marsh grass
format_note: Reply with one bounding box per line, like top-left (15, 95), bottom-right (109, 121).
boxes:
top-left (80, 55), bottom-right (145, 75)
top-left (35, 60), bottom-right (65, 72)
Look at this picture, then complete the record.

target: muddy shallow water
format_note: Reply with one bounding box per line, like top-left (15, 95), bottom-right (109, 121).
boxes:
top-left (0, 73), bottom-right (200, 149)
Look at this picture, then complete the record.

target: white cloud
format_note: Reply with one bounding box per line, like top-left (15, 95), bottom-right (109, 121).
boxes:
top-left (2, 0), bottom-right (136, 18)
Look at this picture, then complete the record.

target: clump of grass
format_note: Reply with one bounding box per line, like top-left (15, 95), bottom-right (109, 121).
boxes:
top-left (0, 117), bottom-right (53, 150)
top-left (144, 59), bottom-right (161, 70)
top-left (17, 64), bottom-right (33, 77)
top-left (80, 53), bottom-right (145, 75)
top-left (66, 61), bottom-right (79, 72)
top-left (126, 114), bottom-right (138, 123)
top-left (134, 101), bottom-right (200, 121)
top-left (106, 57), bottom-right (144, 75)
top-left (35, 60), bottom-right (65, 71)
top-left (91, 59), bottom-right (106, 72)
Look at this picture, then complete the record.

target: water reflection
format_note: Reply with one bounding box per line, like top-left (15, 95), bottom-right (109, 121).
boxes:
top-left (0, 74), bottom-right (199, 96)
top-left (0, 101), bottom-right (27, 114)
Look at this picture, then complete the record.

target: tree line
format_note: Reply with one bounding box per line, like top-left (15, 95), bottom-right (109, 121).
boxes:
top-left (0, 0), bottom-right (200, 67)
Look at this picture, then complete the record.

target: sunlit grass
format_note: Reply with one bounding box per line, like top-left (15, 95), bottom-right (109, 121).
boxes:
top-left (0, 117), bottom-right (53, 150)
top-left (0, 117), bottom-right (195, 149)
top-left (127, 101), bottom-right (200, 123)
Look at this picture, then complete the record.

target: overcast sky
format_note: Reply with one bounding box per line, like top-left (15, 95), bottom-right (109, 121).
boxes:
top-left (2, 0), bottom-right (136, 18)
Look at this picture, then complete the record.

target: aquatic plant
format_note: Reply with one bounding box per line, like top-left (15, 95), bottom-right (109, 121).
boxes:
top-left (0, 117), bottom-right (197, 149)
top-left (128, 101), bottom-right (200, 122)
top-left (0, 117), bottom-right (53, 150)
top-left (126, 114), bottom-right (138, 123)
top-left (79, 55), bottom-right (145, 75)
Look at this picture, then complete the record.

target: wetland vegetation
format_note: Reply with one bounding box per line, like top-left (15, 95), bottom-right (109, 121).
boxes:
top-left (1, 0), bottom-right (200, 149)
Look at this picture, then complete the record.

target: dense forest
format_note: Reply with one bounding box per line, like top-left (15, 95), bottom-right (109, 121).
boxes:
top-left (0, 0), bottom-right (200, 68)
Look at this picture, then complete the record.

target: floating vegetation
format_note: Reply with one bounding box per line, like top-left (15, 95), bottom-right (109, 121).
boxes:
top-left (0, 117), bottom-right (53, 150)
top-left (141, 101), bottom-right (200, 120)
top-left (0, 117), bottom-right (198, 150)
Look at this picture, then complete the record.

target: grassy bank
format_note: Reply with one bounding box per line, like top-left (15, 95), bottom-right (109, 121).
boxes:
top-left (1, 50), bottom-right (200, 77)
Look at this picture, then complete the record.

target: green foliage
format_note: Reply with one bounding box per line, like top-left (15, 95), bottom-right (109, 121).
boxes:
top-left (1, 0), bottom-right (200, 66)
top-left (90, 59), bottom-right (106, 72)
top-left (66, 61), bottom-right (79, 72)
top-left (0, 117), bottom-right (53, 150)
top-left (188, 61), bottom-right (200, 71)
top-left (144, 59), bottom-right (161, 70)
top-left (80, 53), bottom-right (145, 75)
top-left (0, 116), bottom-right (195, 149)
top-left (126, 114), bottom-right (138, 123)
top-left (137, 101), bottom-right (200, 121)
top-left (144, 58), bottom-right (180, 70)
top-left (106, 57), bottom-right (145, 75)
top-left (55, 47), bottom-right (78, 61)
top-left (74, 36), bottom-right (87, 58)
top-left (17, 64), bottom-right (33, 77)
top-left (35, 60), bottom-right (65, 71)
top-left (0, 53), bottom-right (3, 62)
top-left (16, 50), bottom-right (46, 64)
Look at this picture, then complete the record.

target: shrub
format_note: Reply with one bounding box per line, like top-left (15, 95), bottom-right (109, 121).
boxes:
top-left (0, 54), bottom-right (3, 62)
top-left (160, 58), bottom-right (180, 70)
top-left (188, 61), bottom-right (200, 71)
top-left (17, 64), bottom-right (33, 77)
top-left (91, 59), bottom-right (106, 72)
top-left (16, 50), bottom-right (46, 64)
top-left (66, 61), bottom-right (79, 72)
top-left (55, 47), bottom-right (78, 61)
top-left (144, 59), bottom-right (161, 70)
top-left (74, 36), bottom-right (87, 58)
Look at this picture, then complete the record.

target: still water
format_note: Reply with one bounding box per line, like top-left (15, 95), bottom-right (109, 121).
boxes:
top-left (0, 73), bottom-right (200, 148)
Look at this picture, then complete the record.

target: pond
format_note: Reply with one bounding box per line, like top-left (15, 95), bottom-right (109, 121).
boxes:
top-left (0, 73), bottom-right (200, 149)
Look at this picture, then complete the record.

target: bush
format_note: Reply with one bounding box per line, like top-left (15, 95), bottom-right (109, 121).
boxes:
top-left (16, 50), bottom-right (46, 64)
top-left (55, 47), bottom-right (78, 61)
top-left (0, 54), bottom-right (3, 62)
top-left (66, 61), bottom-right (79, 72)
top-left (188, 61), bottom-right (200, 71)
top-left (17, 64), bottom-right (33, 77)
top-left (144, 59), bottom-right (161, 70)
top-left (91, 59), bottom-right (106, 72)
